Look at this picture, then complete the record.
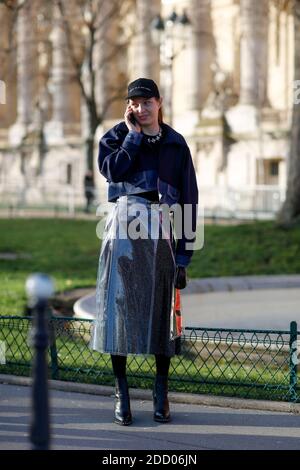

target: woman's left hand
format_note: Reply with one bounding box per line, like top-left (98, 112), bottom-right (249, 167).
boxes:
top-left (174, 266), bottom-right (187, 289)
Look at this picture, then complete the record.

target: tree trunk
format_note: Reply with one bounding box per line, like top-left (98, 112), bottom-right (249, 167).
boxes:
top-left (278, 0), bottom-right (300, 226)
top-left (85, 99), bottom-right (99, 183)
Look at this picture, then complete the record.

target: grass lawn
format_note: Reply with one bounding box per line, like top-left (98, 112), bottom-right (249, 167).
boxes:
top-left (0, 218), bottom-right (100, 315)
top-left (0, 218), bottom-right (300, 315)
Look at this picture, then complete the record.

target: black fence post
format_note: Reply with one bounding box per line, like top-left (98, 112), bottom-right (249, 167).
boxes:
top-left (49, 311), bottom-right (59, 380)
top-left (289, 321), bottom-right (298, 403)
top-left (26, 273), bottom-right (55, 450)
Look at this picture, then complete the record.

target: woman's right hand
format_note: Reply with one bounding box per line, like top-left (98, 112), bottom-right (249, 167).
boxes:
top-left (124, 105), bottom-right (141, 133)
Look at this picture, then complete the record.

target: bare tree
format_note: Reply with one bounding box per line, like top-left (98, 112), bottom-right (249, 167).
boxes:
top-left (55, 0), bottom-right (135, 184)
top-left (0, 0), bottom-right (17, 10)
top-left (278, 0), bottom-right (300, 225)
top-left (1, 0), bottom-right (135, 186)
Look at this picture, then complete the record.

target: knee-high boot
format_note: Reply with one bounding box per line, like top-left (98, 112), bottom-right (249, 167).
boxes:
top-left (114, 376), bottom-right (132, 426)
top-left (153, 375), bottom-right (171, 423)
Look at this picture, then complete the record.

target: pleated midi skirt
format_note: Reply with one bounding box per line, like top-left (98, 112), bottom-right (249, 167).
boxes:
top-left (90, 194), bottom-right (177, 357)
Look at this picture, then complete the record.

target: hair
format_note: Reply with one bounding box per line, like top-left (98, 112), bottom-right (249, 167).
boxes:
top-left (154, 96), bottom-right (163, 124)
top-left (158, 104), bottom-right (164, 124)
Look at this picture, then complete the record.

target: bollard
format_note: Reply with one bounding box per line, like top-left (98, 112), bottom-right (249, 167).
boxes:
top-left (26, 273), bottom-right (54, 450)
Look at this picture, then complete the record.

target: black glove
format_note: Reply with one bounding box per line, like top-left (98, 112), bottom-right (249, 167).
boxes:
top-left (174, 266), bottom-right (187, 290)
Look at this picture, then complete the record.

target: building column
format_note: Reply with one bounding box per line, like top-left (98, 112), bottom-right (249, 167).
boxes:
top-left (9, 0), bottom-right (37, 145)
top-left (226, 0), bottom-right (269, 133)
top-left (136, 0), bottom-right (152, 77)
top-left (186, 0), bottom-right (213, 111)
top-left (173, 0), bottom-right (213, 133)
top-left (239, 0), bottom-right (269, 106)
top-left (134, 0), bottom-right (160, 78)
top-left (44, 4), bottom-right (74, 144)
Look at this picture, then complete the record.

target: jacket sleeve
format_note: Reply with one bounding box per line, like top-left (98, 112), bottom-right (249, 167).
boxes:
top-left (175, 146), bottom-right (199, 268)
top-left (98, 124), bottom-right (143, 183)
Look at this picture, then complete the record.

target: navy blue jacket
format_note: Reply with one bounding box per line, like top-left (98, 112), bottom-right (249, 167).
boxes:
top-left (98, 121), bottom-right (198, 267)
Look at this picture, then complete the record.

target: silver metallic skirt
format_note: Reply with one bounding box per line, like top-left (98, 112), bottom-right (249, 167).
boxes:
top-left (90, 194), bottom-right (177, 356)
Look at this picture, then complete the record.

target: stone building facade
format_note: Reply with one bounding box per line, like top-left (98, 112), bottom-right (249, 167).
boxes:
top-left (0, 0), bottom-right (295, 217)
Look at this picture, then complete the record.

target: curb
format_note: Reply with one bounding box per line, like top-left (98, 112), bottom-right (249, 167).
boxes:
top-left (1, 373), bottom-right (299, 415)
top-left (184, 275), bottom-right (300, 294)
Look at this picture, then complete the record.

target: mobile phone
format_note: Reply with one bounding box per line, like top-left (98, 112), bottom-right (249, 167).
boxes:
top-left (129, 113), bottom-right (137, 125)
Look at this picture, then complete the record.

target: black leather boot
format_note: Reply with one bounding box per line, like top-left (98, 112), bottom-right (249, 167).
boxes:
top-left (153, 375), bottom-right (171, 423)
top-left (114, 376), bottom-right (132, 426)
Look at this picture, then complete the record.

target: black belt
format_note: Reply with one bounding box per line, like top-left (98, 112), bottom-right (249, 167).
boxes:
top-left (133, 190), bottom-right (159, 203)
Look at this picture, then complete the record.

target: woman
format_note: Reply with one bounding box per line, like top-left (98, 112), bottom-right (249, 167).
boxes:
top-left (91, 78), bottom-right (198, 425)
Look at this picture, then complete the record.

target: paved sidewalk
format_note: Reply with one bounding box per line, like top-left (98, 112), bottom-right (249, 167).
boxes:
top-left (181, 288), bottom-right (300, 329)
top-left (1, 382), bottom-right (300, 450)
top-left (74, 275), bottom-right (300, 330)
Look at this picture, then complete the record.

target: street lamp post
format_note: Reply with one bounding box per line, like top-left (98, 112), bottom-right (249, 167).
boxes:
top-left (151, 10), bottom-right (191, 126)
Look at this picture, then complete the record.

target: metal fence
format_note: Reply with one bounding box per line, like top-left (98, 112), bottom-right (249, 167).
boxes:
top-left (0, 315), bottom-right (299, 402)
top-left (0, 183), bottom-right (286, 220)
top-left (201, 185), bottom-right (285, 220)
top-left (0, 185), bottom-right (91, 217)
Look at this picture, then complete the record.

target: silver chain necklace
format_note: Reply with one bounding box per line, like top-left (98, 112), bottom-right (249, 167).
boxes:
top-left (144, 127), bottom-right (162, 144)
